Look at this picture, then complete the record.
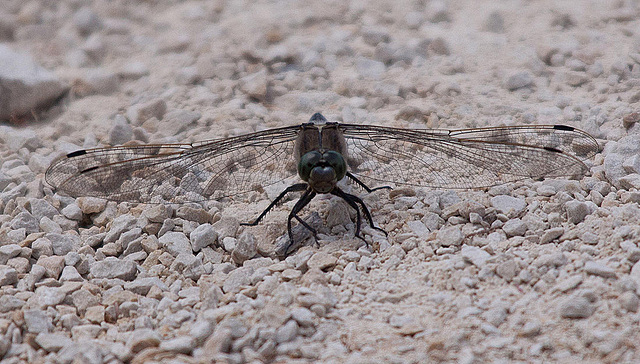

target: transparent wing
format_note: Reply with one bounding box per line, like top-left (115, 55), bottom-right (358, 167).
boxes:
top-left (45, 125), bottom-right (302, 203)
top-left (341, 124), bottom-right (599, 189)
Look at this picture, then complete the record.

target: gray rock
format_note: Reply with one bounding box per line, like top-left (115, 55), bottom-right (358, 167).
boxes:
top-left (170, 253), bottom-right (204, 281)
top-left (291, 307), bottom-right (315, 327)
top-left (32, 237), bottom-right (53, 259)
top-left (119, 61), bottom-right (150, 80)
top-left (275, 320), bottom-right (299, 343)
top-left (78, 68), bottom-right (119, 95)
top-left (76, 197), bottom-right (107, 214)
top-left (461, 245), bottom-right (491, 267)
top-left (27, 286), bottom-right (67, 309)
top-left (71, 324), bottom-right (102, 339)
top-left (190, 223), bottom-right (217, 252)
top-left (505, 71), bottom-right (533, 90)
top-left (124, 277), bottom-right (168, 295)
top-left (407, 220), bottom-right (430, 236)
top-left (239, 69), bottom-right (268, 100)
top-left (109, 114), bottom-right (133, 145)
top-left (559, 295), bottom-right (595, 318)
top-left (0, 294), bottom-right (25, 313)
top-left (11, 211), bottom-right (39, 234)
top-left (28, 199), bottom-right (58, 221)
top-left (222, 266), bottom-right (254, 293)
top-left (540, 227), bottom-right (564, 244)
top-left (40, 216), bottom-right (63, 233)
top-left (0, 44), bottom-right (68, 120)
top-left (36, 255), bottom-right (65, 278)
top-left (0, 244), bottom-right (21, 265)
top-left (60, 266), bottom-right (83, 282)
top-left (496, 259), bottom-right (518, 281)
top-left (103, 214), bottom-right (137, 243)
top-left (482, 307), bottom-right (508, 327)
top-left (620, 291), bottom-right (639, 312)
top-left (160, 109), bottom-right (201, 136)
top-left (232, 231), bottom-right (257, 264)
top-left (534, 252), bottom-right (567, 268)
top-left (35, 332), bottom-right (72, 352)
top-left (565, 200), bottom-right (590, 224)
top-left (0, 265), bottom-right (18, 286)
top-left (502, 218), bottom-right (527, 237)
top-left (484, 11), bottom-right (504, 33)
top-left (491, 195), bottom-right (527, 217)
top-left (159, 231), bottom-right (192, 256)
top-left (24, 309), bottom-right (54, 333)
top-left (159, 336), bottom-right (196, 354)
top-left (436, 225), bottom-right (464, 247)
top-left (584, 260), bottom-right (616, 278)
top-left (90, 257), bottom-right (137, 280)
top-left (356, 57), bottom-right (386, 79)
top-left (73, 6), bottom-right (102, 35)
top-left (190, 319), bottom-right (214, 344)
top-left (61, 203), bottom-right (83, 220)
top-left (46, 233), bottom-right (80, 255)
top-left (142, 204), bottom-right (172, 223)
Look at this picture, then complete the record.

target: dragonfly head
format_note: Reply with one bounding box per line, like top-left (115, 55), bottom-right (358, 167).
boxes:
top-left (298, 150), bottom-right (347, 193)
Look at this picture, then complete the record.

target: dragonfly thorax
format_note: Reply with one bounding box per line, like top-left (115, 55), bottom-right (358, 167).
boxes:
top-left (298, 150), bottom-right (347, 193)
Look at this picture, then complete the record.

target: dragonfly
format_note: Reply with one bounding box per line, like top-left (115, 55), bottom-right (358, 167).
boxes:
top-left (46, 112), bottom-right (599, 255)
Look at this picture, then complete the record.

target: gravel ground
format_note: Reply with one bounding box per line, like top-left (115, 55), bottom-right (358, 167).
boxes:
top-left (1, 0), bottom-right (640, 363)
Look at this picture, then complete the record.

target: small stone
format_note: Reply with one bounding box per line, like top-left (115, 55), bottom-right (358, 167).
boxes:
top-left (222, 267), bottom-right (253, 293)
top-left (0, 295), bottom-right (25, 313)
top-left (239, 69), bottom-right (268, 100)
top-left (127, 329), bottom-right (161, 353)
top-left (564, 71), bottom-right (589, 87)
top-left (584, 261), bottom-right (616, 278)
top-left (170, 253), bottom-right (204, 281)
top-left (35, 332), bottom-right (72, 352)
top-left (496, 259), bottom-right (517, 281)
top-left (565, 200), bottom-right (589, 224)
top-left (119, 61), bottom-right (150, 80)
top-left (71, 324), bottom-right (102, 339)
top-left (484, 11), bottom-right (504, 33)
top-left (461, 245), bottom-right (491, 267)
top-left (519, 321), bottom-right (542, 337)
top-left (482, 307), bottom-right (507, 327)
top-left (356, 57), bottom-right (386, 79)
top-left (491, 195), bottom-right (527, 217)
top-left (436, 225), bottom-right (464, 247)
top-left (290, 307), bottom-right (315, 327)
top-left (0, 265), bottom-right (18, 286)
top-left (76, 197), bottom-right (107, 214)
top-left (77, 68), bottom-right (119, 96)
top-left (232, 231), bottom-right (257, 264)
top-left (502, 218), bottom-right (527, 237)
top-left (0, 244), bottom-right (22, 265)
top-left (559, 295), bottom-right (595, 318)
top-left (160, 336), bottom-right (196, 354)
top-left (190, 319), bottom-right (214, 344)
top-left (160, 231), bottom-right (193, 256)
top-left (47, 233), bottom-right (79, 256)
top-left (73, 6), bottom-right (102, 35)
top-left (60, 204), bottom-right (83, 221)
top-left (281, 269), bottom-right (302, 281)
top-left (0, 44), bottom-right (68, 120)
top-left (90, 257), bottom-right (137, 281)
top-left (36, 255), bottom-right (65, 278)
top-left (540, 227), bottom-right (564, 244)
top-left (275, 320), bottom-right (299, 343)
top-left (307, 252), bottom-right (337, 271)
top-left (11, 211), bottom-right (39, 234)
top-left (620, 291), bottom-right (639, 312)
top-left (505, 71), bottom-right (533, 91)
top-left (85, 305), bottom-right (105, 324)
top-left (109, 114), bottom-right (133, 145)
top-left (24, 309), bottom-right (53, 333)
top-left (60, 266), bottom-right (83, 282)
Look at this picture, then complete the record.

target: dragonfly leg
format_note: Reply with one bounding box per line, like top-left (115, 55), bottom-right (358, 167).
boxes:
top-left (346, 172), bottom-right (392, 193)
top-left (284, 188), bottom-right (317, 254)
top-left (332, 187), bottom-right (387, 241)
top-left (241, 183), bottom-right (308, 226)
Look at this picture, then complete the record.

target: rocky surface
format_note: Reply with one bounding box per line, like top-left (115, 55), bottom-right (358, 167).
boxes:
top-left (1, 0), bottom-right (640, 363)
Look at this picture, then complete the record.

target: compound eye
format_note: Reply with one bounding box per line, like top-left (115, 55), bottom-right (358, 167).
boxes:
top-left (297, 151), bottom-right (322, 181)
top-left (323, 151), bottom-right (346, 180)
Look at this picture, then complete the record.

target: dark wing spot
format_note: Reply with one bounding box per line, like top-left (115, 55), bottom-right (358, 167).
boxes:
top-left (67, 150), bottom-right (87, 158)
top-left (553, 125), bottom-right (574, 131)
